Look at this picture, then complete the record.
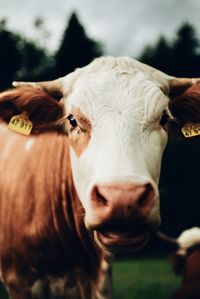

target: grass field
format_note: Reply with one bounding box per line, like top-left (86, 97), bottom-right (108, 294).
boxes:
top-left (0, 256), bottom-right (180, 299)
top-left (113, 256), bottom-right (181, 299)
top-left (0, 281), bottom-right (8, 299)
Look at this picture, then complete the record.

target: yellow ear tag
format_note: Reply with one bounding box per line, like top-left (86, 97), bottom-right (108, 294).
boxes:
top-left (8, 115), bottom-right (33, 136)
top-left (181, 123), bottom-right (200, 138)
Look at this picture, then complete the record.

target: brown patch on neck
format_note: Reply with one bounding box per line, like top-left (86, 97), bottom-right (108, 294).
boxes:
top-left (68, 107), bottom-right (92, 157)
top-left (0, 130), bottom-right (101, 285)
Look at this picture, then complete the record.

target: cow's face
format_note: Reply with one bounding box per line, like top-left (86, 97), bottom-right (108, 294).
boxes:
top-left (63, 58), bottom-right (171, 252)
top-left (6, 57), bottom-right (200, 253)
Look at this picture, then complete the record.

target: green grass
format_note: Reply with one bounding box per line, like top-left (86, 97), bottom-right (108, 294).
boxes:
top-left (113, 257), bottom-right (181, 299)
top-left (0, 257), bottom-right (180, 299)
top-left (0, 281), bottom-right (8, 299)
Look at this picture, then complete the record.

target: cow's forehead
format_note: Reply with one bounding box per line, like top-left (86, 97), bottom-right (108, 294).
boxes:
top-left (66, 65), bottom-right (169, 123)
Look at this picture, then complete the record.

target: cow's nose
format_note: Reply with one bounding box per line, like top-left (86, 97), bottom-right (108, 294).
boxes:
top-left (89, 183), bottom-right (155, 227)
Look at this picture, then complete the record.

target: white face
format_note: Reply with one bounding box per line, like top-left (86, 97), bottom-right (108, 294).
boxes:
top-left (63, 57), bottom-right (171, 252)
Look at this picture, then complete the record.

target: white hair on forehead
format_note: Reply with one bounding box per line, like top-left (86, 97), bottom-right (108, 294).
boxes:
top-left (178, 227), bottom-right (200, 249)
top-left (72, 56), bottom-right (172, 94)
top-left (82, 56), bottom-right (159, 74)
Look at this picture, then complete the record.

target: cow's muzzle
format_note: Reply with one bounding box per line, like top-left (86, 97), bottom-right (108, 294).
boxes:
top-left (86, 182), bottom-right (156, 252)
top-left (94, 225), bottom-right (150, 253)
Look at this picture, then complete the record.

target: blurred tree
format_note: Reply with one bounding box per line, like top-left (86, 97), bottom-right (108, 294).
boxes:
top-left (0, 19), bottom-right (22, 90)
top-left (0, 18), bottom-right (54, 90)
top-left (171, 22), bottom-right (200, 77)
top-left (139, 22), bottom-right (200, 77)
top-left (140, 36), bottom-right (172, 74)
top-left (139, 45), bottom-right (154, 65)
top-left (17, 17), bottom-right (54, 81)
top-left (54, 12), bottom-right (103, 76)
top-left (33, 16), bottom-right (51, 49)
top-left (17, 38), bottom-right (54, 81)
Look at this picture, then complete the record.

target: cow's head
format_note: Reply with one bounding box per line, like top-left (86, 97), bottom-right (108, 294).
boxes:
top-left (1, 57), bottom-right (200, 253)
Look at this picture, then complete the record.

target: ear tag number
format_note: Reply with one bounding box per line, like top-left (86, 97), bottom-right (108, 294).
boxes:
top-left (8, 115), bottom-right (33, 136)
top-left (181, 123), bottom-right (200, 138)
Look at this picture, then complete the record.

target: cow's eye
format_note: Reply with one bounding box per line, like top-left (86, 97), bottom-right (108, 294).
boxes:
top-left (159, 110), bottom-right (169, 127)
top-left (67, 115), bottom-right (78, 128)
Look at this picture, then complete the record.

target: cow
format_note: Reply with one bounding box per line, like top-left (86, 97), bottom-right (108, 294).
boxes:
top-left (157, 227), bottom-right (200, 299)
top-left (0, 56), bottom-right (200, 299)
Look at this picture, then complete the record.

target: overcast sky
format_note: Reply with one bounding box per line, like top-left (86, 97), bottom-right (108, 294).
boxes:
top-left (0, 0), bottom-right (200, 57)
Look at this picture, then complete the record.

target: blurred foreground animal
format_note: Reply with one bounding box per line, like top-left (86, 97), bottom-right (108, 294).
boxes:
top-left (157, 227), bottom-right (200, 299)
top-left (1, 57), bottom-right (200, 298)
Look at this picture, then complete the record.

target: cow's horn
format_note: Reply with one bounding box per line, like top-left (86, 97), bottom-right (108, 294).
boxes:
top-left (156, 231), bottom-right (179, 246)
top-left (12, 78), bottom-right (64, 95)
top-left (169, 78), bottom-right (200, 95)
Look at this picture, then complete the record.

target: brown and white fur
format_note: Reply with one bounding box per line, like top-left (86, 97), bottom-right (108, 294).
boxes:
top-left (1, 57), bottom-right (200, 298)
top-left (157, 227), bottom-right (200, 299)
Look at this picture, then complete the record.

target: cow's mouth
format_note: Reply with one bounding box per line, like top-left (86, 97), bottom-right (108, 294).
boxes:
top-left (94, 226), bottom-right (149, 253)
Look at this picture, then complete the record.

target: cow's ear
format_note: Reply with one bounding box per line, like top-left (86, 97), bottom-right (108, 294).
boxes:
top-left (169, 82), bottom-right (200, 127)
top-left (0, 84), bottom-right (65, 134)
top-left (12, 79), bottom-right (64, 101)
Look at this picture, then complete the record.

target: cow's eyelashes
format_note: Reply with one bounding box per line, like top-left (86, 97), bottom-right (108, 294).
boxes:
top-left (67, 115), bottom-right (78, 128)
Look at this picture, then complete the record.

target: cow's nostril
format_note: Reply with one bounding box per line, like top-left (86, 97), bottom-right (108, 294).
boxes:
top-left (92, 186), bottom-right (108, 206)
top-left (138, 183), bottom-right (154, 208)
